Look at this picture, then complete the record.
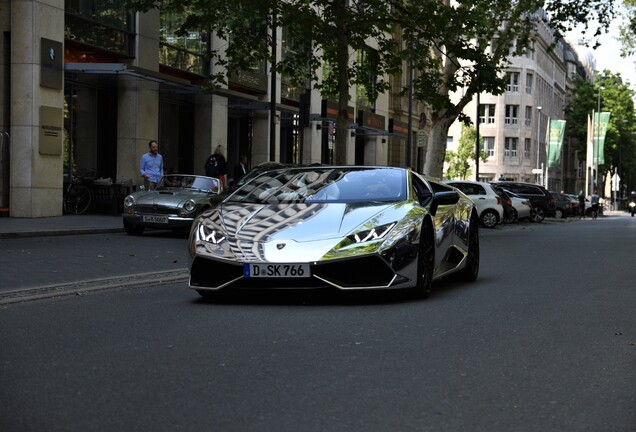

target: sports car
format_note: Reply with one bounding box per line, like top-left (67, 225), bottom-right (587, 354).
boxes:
top-left (188, 166), bottom-right (479, 298)
top-left (122, 174), bottom-right (221, 235)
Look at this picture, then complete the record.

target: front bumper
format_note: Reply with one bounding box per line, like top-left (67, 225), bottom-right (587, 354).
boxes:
top-left (123, 214), bottom-right (196, 230)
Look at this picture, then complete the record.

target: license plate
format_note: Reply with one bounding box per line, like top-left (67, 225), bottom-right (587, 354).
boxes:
top-left (141, 215), bottom-right (168, 224)
top-left (244, 263), bottom-right (310, 278)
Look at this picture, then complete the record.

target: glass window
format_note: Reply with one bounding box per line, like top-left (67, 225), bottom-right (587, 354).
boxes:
top-left (483, 137), bottom-right (495, 157)
top-left (506, 72), bottom-right (520, 92)
top-left (524, 138), bottom-right (531, 159)
top-left (479, 104), bottom-right (496, 124)
top-left (504, 137), bottom-right (518, 157)
top-left (526, 72), bottom-right (533, 94)
top-left (159, 9), bottom-right (209, 75)
top-left (525, 106), bottom-right (532, 126)
top-left (505, 105), bottom-right (519, 125)
top-left (65, 0), bottom-right (133, 55)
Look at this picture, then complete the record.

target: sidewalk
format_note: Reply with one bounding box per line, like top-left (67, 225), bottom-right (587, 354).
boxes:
top-left (0, 213), bottom-right (124, 239)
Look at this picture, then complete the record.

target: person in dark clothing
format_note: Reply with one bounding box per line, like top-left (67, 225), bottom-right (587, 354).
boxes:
top-left (578, 190), bottom-right (586, 217)
top-left (205, 145), bottom-right (228, 189)
top-left (233, 155), bottom-right (249, 185)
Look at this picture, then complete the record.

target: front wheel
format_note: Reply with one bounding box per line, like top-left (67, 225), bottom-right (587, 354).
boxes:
top-left (555, 208), bottom-right (564, 219)
top-left (480, 210), bottom-right (498, 228)
top-left (531, 207), bottom-right (545, 223)
top-left (503, 209), bottom-right (516, 224)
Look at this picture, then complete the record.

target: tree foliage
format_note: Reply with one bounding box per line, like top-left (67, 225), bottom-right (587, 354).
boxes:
top-left (565, 71), bottom-right (636, 192)
top-left (444, 124), bottom-right (487, 180)
top-left (126, 0), bottom-right (617, 172)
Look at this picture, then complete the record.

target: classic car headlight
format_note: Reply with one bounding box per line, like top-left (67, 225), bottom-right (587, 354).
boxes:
top-left (183, 199), bottom-right (197, 212)
top-left (347, 222), bottom-right (396, 244)
top-left (123, 195), bottom-right (135, 208)
top-left (197, 224), bottom-right (226, 244)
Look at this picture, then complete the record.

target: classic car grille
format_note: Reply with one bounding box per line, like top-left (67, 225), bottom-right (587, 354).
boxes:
top-left (136, 205), bottom-right (177, 215)
top-left (190, 255), bottom-right (395, 290)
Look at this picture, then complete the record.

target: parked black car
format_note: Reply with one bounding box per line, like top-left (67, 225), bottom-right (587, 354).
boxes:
top-left (550, 192), bottom-right (575, 219)
top-left (491, 181), bottom-right (556, 222)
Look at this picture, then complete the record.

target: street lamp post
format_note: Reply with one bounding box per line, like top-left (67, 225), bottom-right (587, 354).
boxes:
top-left (536, 106), bottom-right (542, 183)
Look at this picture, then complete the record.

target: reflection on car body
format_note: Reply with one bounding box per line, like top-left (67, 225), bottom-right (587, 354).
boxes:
top-left (188, 166), bottom-right (480, 300)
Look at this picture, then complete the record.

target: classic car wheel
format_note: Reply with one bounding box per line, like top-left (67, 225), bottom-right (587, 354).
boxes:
top-left (480, 209), bottom-right (498, 228)
top-left (415, 221), bottom-right (434, 298)
top-left (123, 219), bottom-right (145, 235)
top-left (459, 213), bottom-right (480, 282)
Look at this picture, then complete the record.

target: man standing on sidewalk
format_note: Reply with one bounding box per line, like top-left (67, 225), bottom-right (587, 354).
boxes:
top-left (140, 140), bottom-right (163, 190)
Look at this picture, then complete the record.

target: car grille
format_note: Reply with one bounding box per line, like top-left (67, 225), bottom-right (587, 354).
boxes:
top-left (135, 205), bottom-right (177, 215)
top-left (190, 255), bottom-right (396, 290)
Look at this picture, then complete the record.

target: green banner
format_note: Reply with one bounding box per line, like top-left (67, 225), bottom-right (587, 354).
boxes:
top-left (593, 112), bottom-right (611, 165)
top-left (547, 119), bottom-right (566, 168)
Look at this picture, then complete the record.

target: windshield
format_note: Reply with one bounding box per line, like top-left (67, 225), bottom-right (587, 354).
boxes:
top-left (157, 175), bottom-right (219, 191)
top-left (226, 167), bottom-right (406, 204)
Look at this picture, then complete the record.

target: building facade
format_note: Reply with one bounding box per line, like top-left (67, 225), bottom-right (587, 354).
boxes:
top-left (446, 18), bottom-right (591, 194)
top-left (2, 1), bottom-right (425, 218)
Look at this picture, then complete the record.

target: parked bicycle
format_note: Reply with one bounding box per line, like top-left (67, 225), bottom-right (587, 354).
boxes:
top-left (63, 170), bottom-right (94, 214)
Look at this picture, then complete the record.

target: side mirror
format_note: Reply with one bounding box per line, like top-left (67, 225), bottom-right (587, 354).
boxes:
top-left (207, 178), bottom-right (222, 195)
top-left (429, 190), bottom-right (459, 216)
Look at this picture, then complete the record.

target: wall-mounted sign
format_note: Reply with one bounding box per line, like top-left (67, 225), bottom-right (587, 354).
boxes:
top-left (358, 111), bottom-right (386, 131)
top-left (40, 38), bottom-right (63, 90)
top-left (389, 119), bottom-right (409, 138)
top-left (228, 70), bottom-right (268, 93)
top-left (321, 100), bottom-right (354, 122)
top-left (39, 106), bottom-right (63, 155)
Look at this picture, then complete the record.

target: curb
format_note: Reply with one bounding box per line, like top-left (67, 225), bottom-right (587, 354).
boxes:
top-left (0, 269), bottom-right (189, 305)
top-left (0, 227), bottom-right (124, 239)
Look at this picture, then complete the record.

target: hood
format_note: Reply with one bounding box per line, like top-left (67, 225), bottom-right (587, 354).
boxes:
top-left (134, 190), bottom-right (204, 206)
top-left (217, 202), bottom-right (396, 242)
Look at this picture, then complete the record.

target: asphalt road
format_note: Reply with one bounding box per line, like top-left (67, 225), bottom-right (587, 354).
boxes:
top-left (1, 216), bottom-right (635, 431)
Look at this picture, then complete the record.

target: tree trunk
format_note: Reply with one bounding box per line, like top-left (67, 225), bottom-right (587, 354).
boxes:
top-left (423, 115), bottom-right (455, 178)
top-left (335, 0), bottom-right (350, 165)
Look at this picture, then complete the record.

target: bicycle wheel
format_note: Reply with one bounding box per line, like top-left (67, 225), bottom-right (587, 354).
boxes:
top-left (64, 185), bottom-right (92, 214)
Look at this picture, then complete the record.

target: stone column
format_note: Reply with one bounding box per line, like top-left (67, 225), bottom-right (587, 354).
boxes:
top-left (116, 77), bottom-right (160, 187)
top-left (10, 0), bottom-right (65, 217)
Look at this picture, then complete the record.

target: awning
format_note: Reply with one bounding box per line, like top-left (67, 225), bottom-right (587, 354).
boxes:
top-left (65, 63), bottom-right (200, 94)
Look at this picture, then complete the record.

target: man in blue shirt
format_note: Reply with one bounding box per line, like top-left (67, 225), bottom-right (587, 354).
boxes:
top-left (140, 140), bottom-right (164, 190)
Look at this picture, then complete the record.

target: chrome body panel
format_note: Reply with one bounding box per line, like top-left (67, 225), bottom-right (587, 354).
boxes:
top-left (188, 166), bottom-right (477, 292)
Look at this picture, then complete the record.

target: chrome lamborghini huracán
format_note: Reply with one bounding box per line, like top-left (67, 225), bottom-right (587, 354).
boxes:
top-left (188, 166), bottom-right (479, 299)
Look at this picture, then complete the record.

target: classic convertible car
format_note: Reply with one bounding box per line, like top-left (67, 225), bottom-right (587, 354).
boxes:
top-left (188, 166), bottom-right (479, 298)
top-left (122, 174), bottom-right (221, 235)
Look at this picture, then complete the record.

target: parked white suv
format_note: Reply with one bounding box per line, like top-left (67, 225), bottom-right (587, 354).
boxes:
top-left (443, 180), bottom-right (504, 228)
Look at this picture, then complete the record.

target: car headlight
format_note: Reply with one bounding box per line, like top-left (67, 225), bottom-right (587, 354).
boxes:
top-left (630, 202), bottom-right (635, 208)
top-left (346, 222), bottom-right (396, 244)
top-left (197, 224), bottom-right (226, 244)
top-left (183, 199), bottom-right (197, 212)
top-left (123, 195), bottom-right (135, 208)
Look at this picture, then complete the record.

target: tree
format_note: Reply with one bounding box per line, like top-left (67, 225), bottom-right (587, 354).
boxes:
top-left (444, 124), bottom-right (487, 180)
top-left (565, 71), bottom-right (636, 193)
top-left (619, 0), bottom-right (636, 56)
top-left (126, 0), bottom-right (616, 173)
